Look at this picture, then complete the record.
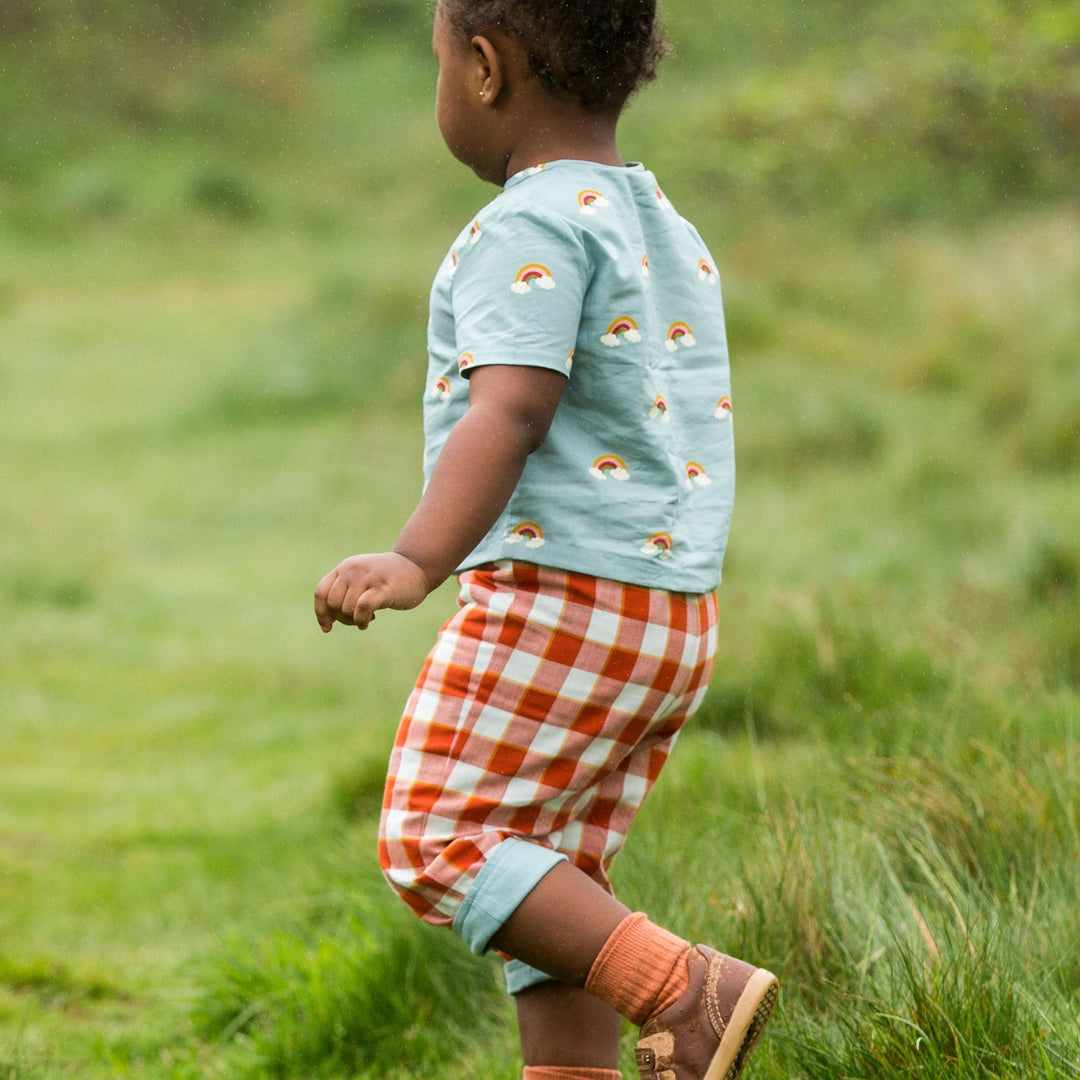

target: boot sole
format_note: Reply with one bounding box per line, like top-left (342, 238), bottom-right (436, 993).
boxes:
top-left (704, 968), bottom-right (779, 1080)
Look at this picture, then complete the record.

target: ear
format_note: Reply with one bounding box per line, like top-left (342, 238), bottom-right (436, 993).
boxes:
top-left (471, 34), bottom-right (504, 105)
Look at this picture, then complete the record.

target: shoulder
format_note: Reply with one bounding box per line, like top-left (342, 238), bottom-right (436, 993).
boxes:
top-left (473, 176), bottom-right (586, 245)
top-left (451, 178), bottom-right (591, 291)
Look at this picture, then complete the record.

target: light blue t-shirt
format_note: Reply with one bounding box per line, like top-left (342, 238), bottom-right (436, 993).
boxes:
top-left (423, 159), bottom-right (735, 593)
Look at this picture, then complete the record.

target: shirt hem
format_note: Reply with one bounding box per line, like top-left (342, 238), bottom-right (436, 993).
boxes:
top-left (456, 550), bottom-right (722, 595)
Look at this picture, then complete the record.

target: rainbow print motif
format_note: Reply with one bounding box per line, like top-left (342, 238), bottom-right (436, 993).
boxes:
top-left (684, 461), bottom-right (711, 490)
top-left (511, 263), bottom-right (556, 294)
top-left (469, 220), bottom-right (482, 245)
top-left (601, 317), bottom-right (642, 347)
top-left (641, 254), bottom-right (650, 277)
top-left (590, 454), bottom-right (630, 481)
top-left (526, 163), bottom-right (547, 176)
top-left (649, 394), bottom-right (670, 422)
top-left (505, 521), bottom-right (545, 549)
top-left (654, 185), bottom-right (671, 208)
top-left (577, 190), bottom-right (611, 215)
top-left (566, 348), bottom-right (575, 372)
top-left (448, 248), bottom-right (459, 276)
top-left (431, 376), bottom-right (451, 402)
top-left (715, 396), bottom-right (733, 420)
top-left (697, 258), bottom-right (718, 284)
top-left (458, 352), bottom-right (475, 373)
top-left (641, 532), bottom-right (673, 559)
top-left (665, 322), bottom-right (696, 352)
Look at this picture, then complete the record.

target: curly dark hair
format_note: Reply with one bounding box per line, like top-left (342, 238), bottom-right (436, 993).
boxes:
top-left (439, 0), bottom-right (670, 114)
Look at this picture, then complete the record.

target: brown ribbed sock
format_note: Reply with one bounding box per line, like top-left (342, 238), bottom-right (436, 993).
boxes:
top-left (583, 912), bottom-right (692, 1026)
top-left (523, 1068), bottom-right (622, 1080)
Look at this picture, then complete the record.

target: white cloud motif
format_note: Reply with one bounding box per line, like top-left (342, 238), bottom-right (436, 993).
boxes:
top-left (505, 531), bottom-right (545, 548)
top-left (666, 332), bottom-right (696, 352)
top-left (590, 466), bottom-right (630, 481)
top-left (511, 273), bottom-right (555, 294)
top-left (602, 325), bottom-right (640, 347)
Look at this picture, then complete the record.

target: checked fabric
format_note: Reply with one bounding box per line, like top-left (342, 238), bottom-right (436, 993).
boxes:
top-left (378, 560), bottom-right (718, 926)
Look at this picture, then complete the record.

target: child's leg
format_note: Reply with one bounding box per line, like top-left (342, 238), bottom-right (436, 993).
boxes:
top-left (499, 860), bottom-right (632, 985)
top-left (379, 567), bottom-right (777, 1076)
top-left (491, 860), bottom-right (683, 1010)
top-left (492, 861), bottom-right (778, 1080)
top-left (514, 982), bottom-right (621, 1069)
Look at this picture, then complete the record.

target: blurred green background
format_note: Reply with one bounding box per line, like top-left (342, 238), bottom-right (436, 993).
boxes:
top-left (2, 1), bottom-right (1079, 1077)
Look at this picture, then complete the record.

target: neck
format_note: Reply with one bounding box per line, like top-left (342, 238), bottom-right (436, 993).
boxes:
top-left (502, 108), bottom-right (623, 181)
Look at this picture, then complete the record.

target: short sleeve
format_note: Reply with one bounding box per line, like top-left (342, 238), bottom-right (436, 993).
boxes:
top-left (451, 206), bottom-right (589, 379)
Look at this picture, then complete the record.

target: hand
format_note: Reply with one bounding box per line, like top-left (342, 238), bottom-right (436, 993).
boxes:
top-left (313, 552), bottom-right (430, 632)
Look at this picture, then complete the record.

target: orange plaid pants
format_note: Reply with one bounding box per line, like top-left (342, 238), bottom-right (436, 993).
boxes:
top-left (378, 561), bottom-right (718, 966)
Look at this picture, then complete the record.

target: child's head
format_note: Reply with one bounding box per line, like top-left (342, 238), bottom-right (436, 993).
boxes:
top-left (437, 0), bottom-right (668, 116)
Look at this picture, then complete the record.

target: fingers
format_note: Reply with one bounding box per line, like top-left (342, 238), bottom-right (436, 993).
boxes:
top-left (314, 570), bottom-right (364, 632)
top-left (350, 586), bottom-right (385, 630)
top-left (314, 564), bottom-right (392, 632)
top-left (313, 570), bottom-right (338, 632)
top-left (350, 580), bottom-right (395, 629)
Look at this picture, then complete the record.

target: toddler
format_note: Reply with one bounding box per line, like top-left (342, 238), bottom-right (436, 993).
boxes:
top-left (314, 2), bottom-right (778, 1078)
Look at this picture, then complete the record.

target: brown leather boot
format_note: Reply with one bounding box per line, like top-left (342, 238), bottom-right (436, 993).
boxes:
top-left (634, 946), bottom-right (778, 1080)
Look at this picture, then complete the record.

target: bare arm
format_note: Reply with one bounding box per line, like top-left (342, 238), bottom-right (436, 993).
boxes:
top-left (314, 364), bottom-right (566, 631)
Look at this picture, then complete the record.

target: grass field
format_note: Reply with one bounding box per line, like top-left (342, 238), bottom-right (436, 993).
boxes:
top-left (2, 1), bottom-right (1079, 1076)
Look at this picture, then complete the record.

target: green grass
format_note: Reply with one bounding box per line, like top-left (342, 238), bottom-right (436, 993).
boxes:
top-left (2, 0), bottom-right (1079, 1075)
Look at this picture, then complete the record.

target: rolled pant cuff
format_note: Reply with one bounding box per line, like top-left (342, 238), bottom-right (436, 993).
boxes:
top-left (451, 837), bottom-right (567, 956)
top-left (504, 957), bottom-right (557, 994)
